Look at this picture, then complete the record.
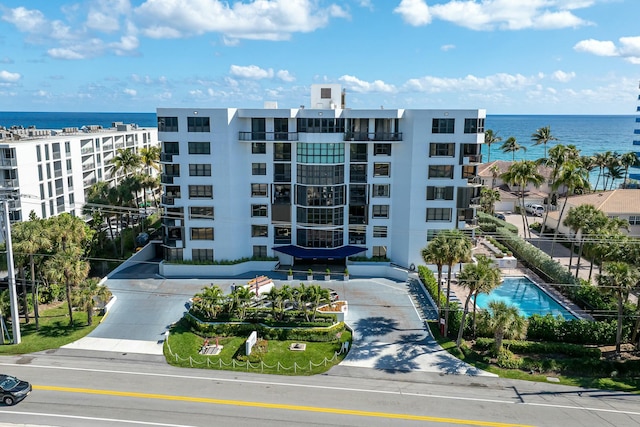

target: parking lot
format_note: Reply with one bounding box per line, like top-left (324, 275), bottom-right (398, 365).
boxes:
top-left (63, 263), bottom-right (492, 375)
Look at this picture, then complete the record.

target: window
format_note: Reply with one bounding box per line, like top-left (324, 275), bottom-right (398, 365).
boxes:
top-left (373, 246), bottom-right (387, 258)
top-left (164, 164), bottom-right (180, 176)
top-left (251, 183), bottom-right (268, 197)
top-left (187, 116), bottom-right (210, 132)
top-left (464, 118), bottom-right (485, 133)
top-left (629, 215), bottom-right (640, 225)
top-left (164, 141), bottom-right (179, 154)
top-left (66, 159), bottom-right (72, 171)
top-left (158, 117), bottom-right (178, 132)
top-left (274, 163), bottom-right (291, 182)
top-left (188, 141), bottom-right (210, 154)
top-left (189, 164), bottom-right (211, 176)
top-left (252, 204), bottom-right (268, 217)
top-left (373, 143), bottom-right (391, 156)
top-left (373, 184), bottom-right (390, 198)
top-left (373, 163), bottom-right (390, 177)
top-left (67, 176), bottom-right (73, 189)
top-left (426, 208), bottom-right (452, 222)
top-left (253, 245), bottom-right (267, 258)
top-left (190, 206), bottom-right (214, 220)
top-left (252, 163), bottom-right (267, 175)
top-left (321, 87), bottom-right (331, 99)
top-left (36, 145), bottom-right (42, 162)
top-left (427, 229), bottom-right (441, 241)
top-left (192, 249), bottom-right (214, 262)
top-left (428, 165), bottom-right (454, 179)
top-left (189, 185), bottom-right (213, 198)
top-left (296, 118), bottom-right (345, 134)
top-left (426, 186), bottom-right (454, 200)
top-left (372, 205), bottom-right (389, 218)
top-left (68, 193), bottom-right (74, 205)
top-left (429, 143), bottom-right (455, 157)
top-left (252, 225), bottom-right (268, 237)
top-left (65, 141), bottom-right (71, 154)
top-left (252, 142), bottom-right (266, 154)
top-left (274, 143), bottom-right (291, 161)
top-left (38, 165), bottom-right (43, 181)
top-left (296, 143), bottom-right (345, 163)
top-left (432, 118), bottom-right (455, 134)
top-left (164, 247), bottom-right (183, 262)
top-left (274, 227), bottom-right (292, 244)
top-left (349, 164), bottom-right (367, 183)
top-left (350, 144), bottom-right (367, 162)
top-left (373, 226), bottom-right (387, 238)
top-left (191, 227), bottom-right (214, 240)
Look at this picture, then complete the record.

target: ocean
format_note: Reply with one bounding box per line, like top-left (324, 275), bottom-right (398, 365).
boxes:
top-left (0, 111), bottom-right (637, 170)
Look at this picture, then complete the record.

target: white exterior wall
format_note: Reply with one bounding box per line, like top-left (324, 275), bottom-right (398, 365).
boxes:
top-left (158, 95), bottom-right (484, 268)
top-left (0, 126), bottom-right (158, 223)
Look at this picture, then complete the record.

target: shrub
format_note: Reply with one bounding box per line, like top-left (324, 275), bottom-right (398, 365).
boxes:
top-left (475, 337), bottom-right (602, 358)
top-left (527, 314), bottom-right (618, 345)
top-left (496, 348), bottom-right (523, 369)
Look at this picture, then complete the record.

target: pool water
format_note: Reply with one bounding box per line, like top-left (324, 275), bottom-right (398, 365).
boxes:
top-left (474, 276), bottom-right (576, 320)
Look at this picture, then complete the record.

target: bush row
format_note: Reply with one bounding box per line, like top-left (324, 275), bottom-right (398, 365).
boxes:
top-left (474, 337), bottom-right (602, 358)
top-left (477, 212), bottom-right (519, 234)
top-left (184, 314), bottom-right (346, 342)
top-left (526, 314), bottom-right (621, 345)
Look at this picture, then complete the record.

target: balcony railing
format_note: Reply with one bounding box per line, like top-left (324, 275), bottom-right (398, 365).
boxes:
top-left (161, 174), bottom-right (177, 184)
top-left (344, 132), bottom-right (403, 142)
top-left (0, 178), bottom-right (18, 187)
top-left (463, 154), bottom-right (483, 164)
top-left (82, 163), bottom-right (95, 171)
top-left (238, 132), bottom-right (299, 141)
top-left (161, 195), bottom-right (177, 205)
top-left (81, 147), bottom-right (94, 155)
top-left (160, 153), bottom-right (175, 162)
top-left (0, 158), bottom-right (17, 167)
top-left (467, 176), bottom-right (482, 186)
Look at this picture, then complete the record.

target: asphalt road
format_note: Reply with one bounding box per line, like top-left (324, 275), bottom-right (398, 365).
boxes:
top-left (0, 353), bottom-right (638, 427)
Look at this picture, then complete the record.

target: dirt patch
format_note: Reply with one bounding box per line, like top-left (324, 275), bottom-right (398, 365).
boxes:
top-left (599, 344), bottom-right (640, 361)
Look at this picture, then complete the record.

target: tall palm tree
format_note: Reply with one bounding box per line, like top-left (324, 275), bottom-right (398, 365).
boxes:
top-left (192, 284), bottom-right (225, 320)
top-left (139, 146), bottom-right (161, 174)
top-left (307, 285), bottom-right (330, 321)
top-left (72, 278), bottom-right (111, 326)
top-left (438, 229), bottom-right (472, 338)
top-left (620, 151), bottom-right (640, 188)
top-left (597, 261), bottom-right (640, 355)
top-left (484, 129), bottom-right (502, 163)
top-left (479, 187), bottom-right (500, 215)
top-left (593, 152), bottom-right (608, 192)
top-left (12, 219), bottom-right (51, 330)
top-left (579, 155), bottom-right (597, 193)
top-left (605, 153), bottom-right (624, 190)
top-left (501, 160), bottom-right (544, 239)
top-left (45, 247), bottom-right (90, 326)
top-left (562, 204), bottom-right (601, 275)
top-left (483, 300), bottom-right (527, 354)
top-left (112, 148), bottom-right (142, 183)
top-left (500, 136), bottom-right (526, 161)
top-left (531, 125), bottom-right (558, 158)
top-left (455, 255), bottom-right (501, 348)
top-left (489, 164), bottom-right (500, 189)
top-left (421, 236), bottom-right (447, 312)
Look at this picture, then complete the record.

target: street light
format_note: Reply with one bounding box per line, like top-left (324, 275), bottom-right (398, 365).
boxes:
top-left (1, 199), bottom-right (20, 344)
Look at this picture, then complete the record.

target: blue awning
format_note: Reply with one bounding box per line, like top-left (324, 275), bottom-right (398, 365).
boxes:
top-left (272, 245), bottom-right (366, 259)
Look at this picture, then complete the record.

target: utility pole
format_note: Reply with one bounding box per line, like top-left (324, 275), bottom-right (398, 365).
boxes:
top-left (2, 199), bottom-right (20, 344)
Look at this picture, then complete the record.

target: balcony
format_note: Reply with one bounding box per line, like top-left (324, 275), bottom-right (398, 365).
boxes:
top-left (81, 147), bottom-right (94, 155)
top-left (0, 158), bottom-right (17, 167)
top-left (0, 178), bottom-right (18, 188)
top-left (83, 178), bottom-right (97, 187)
top-left (161, 195), bottom-right (176, 205)
top-left (238, 131), bottom-right (299, 142)
top-left (463, 154), bottom-right (483, 165)
top-left (344, 132), bottom-right (403, 142)
top-left (466, 176), bottom-right (482, 186)
top-left (82, 163), bottom-right (95, 171)
top-left (160, 153), bottom-right (175, 162)
top-left (469, 197), bottom-right (481, 208)
top-left (161, 174), bottom-right (176, 184)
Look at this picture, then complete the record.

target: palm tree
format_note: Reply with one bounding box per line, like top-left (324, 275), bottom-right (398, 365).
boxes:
top-left (500, 160), bottom-right (544, 239)
top-left (229, 286), bottom-right (253, 321)
top-left (438, 229), bottom-right (472, 338)
top-left (111, 148), bottom-right (142, 182)
top-left (72, 278), bottom-right (112, 326)
top-left (12, 219), bottom-right (51, 330)
top-left (620, 151), bottom-right (639, 188)
top-left (421, 236), bottom-right (447, 312)
top-left (605, 154), bottom-right (624, 190)
top-left (483, 300), bottom-right (527, 354)
top-left (500, 136), bottom-right (526, 161)
top-left (562, 204), bottom-right (601, 275)
top-left (547, 162), bottom-right (589, 258)
top-left (530, 125), bottom-right (558, 158)
top-left (479, 187), bottom-right (500, 215)
top-left (489, 164), bottom-right (500, 189)
top-left (597, 262), bottom-right (640, 355)
top-left (593, 152), bottom-right (608, 192)
top-left (192, 284), bottom-right (225, 320)
top-left (455, 255), bottom-right (501, 348)
top-left (484, 129), bottom-right (502, 163)
top-left (307, 285), bottom-right (330, 321)
top-left (139, 146), bottom-right (161, 174)
top-left (45, 247), bottom-right (90, 326)
top-left (579, 155), bottom-right (597, 193)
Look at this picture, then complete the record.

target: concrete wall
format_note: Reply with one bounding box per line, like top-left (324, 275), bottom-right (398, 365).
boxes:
top-left (159, 260), bottom-right (279, 278)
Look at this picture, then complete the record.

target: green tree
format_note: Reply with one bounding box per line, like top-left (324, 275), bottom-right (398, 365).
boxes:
top-left (192, 284), bottom-right (225, 320)
top-left (562, 204), bottom-right (601, 276)
top-left (306, 285), bottom-right (330, 321)
top-left (482, 300), bottom-right (527, 353)
top-left (455, 255), bottom-right (501, 348)
top-left (530, 125), bottom-right (558, 158)
top-left (229, 286), bottom-right (253, 321)
top-left (72, 278), bottom-right (112, 326)
top-left (597, 261), bottom-right (640, 354)
top-left (479, 187), bottom-right (500, 215)
top-left (45, 247), bottom-right (90, 326)
top-left (421, 234), bottom-right (447, 312)
top-left (501, 160), bottom-right (544, 239)
top-left (500, 136), bottom-right (525, 161)
top-left (484, 129), bottom-right (502, 163)
top-left (139, 146), bottom-right (161, 174)
top-left (620, 151), bottom-right (639, 188)
top-left (12, 218), bottom-right (52, 330)
top-left (112, 148), bottom-right (142, 181)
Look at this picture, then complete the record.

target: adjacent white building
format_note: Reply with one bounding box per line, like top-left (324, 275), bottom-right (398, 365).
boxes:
top-left (158, 85), bottom-right (485, 269)
top-left (0, 123), bottom-right (158, 223)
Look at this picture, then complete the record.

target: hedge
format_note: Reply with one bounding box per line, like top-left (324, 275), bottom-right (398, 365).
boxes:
top-left (474, 338), bottom-right (602, 358)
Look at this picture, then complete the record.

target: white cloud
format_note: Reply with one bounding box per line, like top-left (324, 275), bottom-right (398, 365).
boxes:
top-left (393, 0), bottom-right (431, 26)
top-left (134, 0), bottom-right (348, 41)
top-left (574, 36), bottom-right (640, 63)
top-left (441, 44), bottom-right (455, 51)
top-left (0, 70), bottom-right (21, 82)
top-left (276, 70), bottom-right (295, 82)
top-left (550, 70), bottom-right (576, 83)
top-left (123, 88), bottom-right (137, 96)
top-left (339, 75), bottom-right (396, 93)
top-left (230, 65), bottom-right (274, 80)
top-left (404, 72), bottom-right (539, 93)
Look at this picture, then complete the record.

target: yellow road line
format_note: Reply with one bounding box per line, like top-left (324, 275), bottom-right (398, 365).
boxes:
top-left (34, 385), bottom-right (534, 427)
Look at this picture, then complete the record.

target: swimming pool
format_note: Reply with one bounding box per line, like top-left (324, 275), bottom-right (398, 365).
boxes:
top-left (474, 276), bottom-right (576, 320)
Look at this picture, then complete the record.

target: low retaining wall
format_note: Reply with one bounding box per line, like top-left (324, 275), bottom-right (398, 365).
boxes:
top-left (159, 260), bottom-right (279, 278)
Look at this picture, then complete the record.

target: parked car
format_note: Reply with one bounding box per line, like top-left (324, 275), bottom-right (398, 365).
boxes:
top-left (524, 203), bottom-right (545, 217)
top-left (494, 213), bottom-right (506, 220)
top-left (0, 374), bottom-right (32, 406)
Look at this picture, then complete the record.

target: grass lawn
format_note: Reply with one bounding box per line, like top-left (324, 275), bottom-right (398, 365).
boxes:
top-left (165, 319), bottom-right (351, 375)
top-left (0, 303), bottom-right (102, 355)
top-left (429, 322), bottom-right (640, 393)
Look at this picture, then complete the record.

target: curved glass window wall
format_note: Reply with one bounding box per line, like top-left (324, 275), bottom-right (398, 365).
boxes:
top-left (296, 185), bottom-right (344, 206)
top-left (297, 143), bottom-right (345, 164)
top-left (296, 229), bottom-right (344, 248)
top-left (297, 164), bottom-right (344, 185)
top-left (297, 207), bottom-right (344, 226)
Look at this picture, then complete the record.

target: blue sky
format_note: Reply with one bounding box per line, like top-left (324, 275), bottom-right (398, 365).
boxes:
top-left (0, 0), bottom-right (639, 114)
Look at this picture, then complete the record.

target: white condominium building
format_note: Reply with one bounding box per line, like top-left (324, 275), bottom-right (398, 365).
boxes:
top-left (0, 123), bottom-right (158, 223)
top-left (158, 84), bottom-right (484, 269)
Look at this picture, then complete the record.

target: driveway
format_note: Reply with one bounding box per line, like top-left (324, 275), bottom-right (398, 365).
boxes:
top-left (63, 264), bottom-right (493, 376)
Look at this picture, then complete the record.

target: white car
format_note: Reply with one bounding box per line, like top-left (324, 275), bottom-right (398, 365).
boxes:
top-left (524, 203), bottom-right (545, 216)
